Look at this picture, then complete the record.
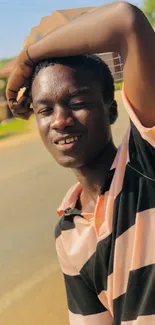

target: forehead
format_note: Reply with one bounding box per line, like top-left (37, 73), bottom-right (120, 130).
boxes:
top-left (31, 64), bottom-right (100, 102)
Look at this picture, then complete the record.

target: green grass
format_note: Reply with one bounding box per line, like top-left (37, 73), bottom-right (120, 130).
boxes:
top-left (0, 118), bottom-right (29, 140)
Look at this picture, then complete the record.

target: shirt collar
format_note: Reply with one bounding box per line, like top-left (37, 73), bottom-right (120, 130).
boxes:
top-left (57, 182), bottom-right (83, 217)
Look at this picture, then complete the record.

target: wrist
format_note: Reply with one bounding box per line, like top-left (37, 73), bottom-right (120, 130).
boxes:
top-left (26, 43), bottom-right (40, 64)
top-left (26, 48), bottom-right (36, 66)
top-left (20, 47), bottom-right (37, 68)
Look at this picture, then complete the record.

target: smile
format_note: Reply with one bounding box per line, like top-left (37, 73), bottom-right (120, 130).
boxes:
top-left (55, 135), bottom-right (82, 151)
top-left (57, 136), bottom-right (81, 145)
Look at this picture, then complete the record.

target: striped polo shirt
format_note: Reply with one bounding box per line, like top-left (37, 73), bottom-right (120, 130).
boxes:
top-left (55, 89), bottom-right (155, 325)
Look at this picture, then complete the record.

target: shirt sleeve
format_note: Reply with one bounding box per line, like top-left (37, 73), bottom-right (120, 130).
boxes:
top-left (122, 87), bottom-right (155, 179)
top-left (55, 226), bottom-right (112, 325)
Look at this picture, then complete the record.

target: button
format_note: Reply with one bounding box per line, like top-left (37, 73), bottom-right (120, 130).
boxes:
top-left (64, 208), bottom-right (72, 216)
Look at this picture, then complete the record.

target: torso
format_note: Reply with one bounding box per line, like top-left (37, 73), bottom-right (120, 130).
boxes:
top-left (55, 92), bottom-right (155, 324)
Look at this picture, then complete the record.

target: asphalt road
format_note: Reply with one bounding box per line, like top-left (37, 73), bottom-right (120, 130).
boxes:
top-left (0, 93), bottom-right (128, 325)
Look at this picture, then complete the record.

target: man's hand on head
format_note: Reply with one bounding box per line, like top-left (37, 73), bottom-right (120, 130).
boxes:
top-left (11, 88), bottom-right (33, 120)
top-left (6, 48), bottom-right (35, 120)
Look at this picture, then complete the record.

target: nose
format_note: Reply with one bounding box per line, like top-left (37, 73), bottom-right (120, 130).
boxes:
top-left (51, 106), bottom-right (74, 131)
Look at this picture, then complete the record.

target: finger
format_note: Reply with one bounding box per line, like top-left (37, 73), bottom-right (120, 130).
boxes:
top-left (10, 85), bottom-right (31, 109)
top-left (11, 106), bottom-right (30, 115)
top-left (6, 66), bottom-right (32, 106)
top-left (17, 96), bottom-right (32, 112)
top-left (7, 89), bottom-right (18, 95)
top-left (6, 73), bottom-right (25, 107)
top-left (10, 97), bottom-right (28, 112)
top-left (21, 79), bottom-right (30, 89)
top-left (9, 86), bottom-right (31, 112)
top-left (19, 87), bottom-right (31, 101)
top-left (12, 109), bottom-right (33, 120)
top-left (11, 90), bottom-right (33, 114)
top-left (11, 99), bottom-right (32, 115)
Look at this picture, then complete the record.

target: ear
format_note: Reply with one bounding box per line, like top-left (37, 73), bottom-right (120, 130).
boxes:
top-left (109, 100), bottom-right (118, 125)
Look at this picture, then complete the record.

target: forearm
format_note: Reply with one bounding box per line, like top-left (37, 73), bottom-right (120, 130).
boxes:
top-left (28, 2), bottom-right (135, 62)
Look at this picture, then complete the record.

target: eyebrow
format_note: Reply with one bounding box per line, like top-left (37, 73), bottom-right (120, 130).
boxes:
top-left (33, 87), bottom-right (91, 107)
top-left (33, 98), bottom-right (50, 107)
top-left (68, 87), bottom-right (91, 97)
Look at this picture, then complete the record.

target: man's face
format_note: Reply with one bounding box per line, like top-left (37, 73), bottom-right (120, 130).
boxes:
top-left (31, 64), bottom-right (112, 168)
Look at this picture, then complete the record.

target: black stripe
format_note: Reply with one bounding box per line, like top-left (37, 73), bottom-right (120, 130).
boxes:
top-left (55, 221), bottom-right (62, 239)
top-left (113, 293), bottom-right (125, 325)
top-left (64, 273), bottom-right (107, 315)
top-left (100, 168), bottom-right (115, 195)
top-left (55, 215), bottom-right (75, 239)
top-left (114, 165), bottom-right (141, 238)
top-left (114, 163), bottom-right (155, 239)
top-left (135, 173), bottom-right (155, 212)
top-left (113, 264), bottom-right (155, 323)
top-left (129, 122), bottom-right (155, 180)
top-left (80, 234), bottom-right (113, 294)
top-left (55, 208), bottom-right (82, 239)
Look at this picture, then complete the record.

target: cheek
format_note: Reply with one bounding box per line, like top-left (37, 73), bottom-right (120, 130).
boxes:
top-left (35, 115), bottom-right (51, 140)
top-left (75, 107), bottom-right (108, 134)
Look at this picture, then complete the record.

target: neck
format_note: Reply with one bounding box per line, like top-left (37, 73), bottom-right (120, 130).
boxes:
top-left (72, 140), bottom-right (117, 203)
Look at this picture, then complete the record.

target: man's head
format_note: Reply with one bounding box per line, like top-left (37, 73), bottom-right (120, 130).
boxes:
top-left (31, 54), bottom-right (118, 168)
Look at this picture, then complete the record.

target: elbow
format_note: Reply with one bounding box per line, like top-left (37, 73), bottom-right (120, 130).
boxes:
top-left (114, 1), bottom-right (143, 33)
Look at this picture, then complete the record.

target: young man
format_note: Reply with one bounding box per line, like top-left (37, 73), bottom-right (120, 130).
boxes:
top-left (6, 2), bottom-right (155, 324)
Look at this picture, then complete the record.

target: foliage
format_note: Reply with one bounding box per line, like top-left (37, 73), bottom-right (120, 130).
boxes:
top-left (115, 81), bottom-right (123, 91)
top-left (0, 57), bottom-right (15, 90)
top-left (143, 0), bottom-right (155, 26)
top-left (0, 57), bottom-right (14, 68)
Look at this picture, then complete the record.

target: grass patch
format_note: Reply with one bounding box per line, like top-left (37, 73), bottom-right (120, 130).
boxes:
top-left (0, 118), bottom-right (29, 140)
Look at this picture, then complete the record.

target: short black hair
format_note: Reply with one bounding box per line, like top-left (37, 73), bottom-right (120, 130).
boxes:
top-left (31, 54), bottom-right (114, 105)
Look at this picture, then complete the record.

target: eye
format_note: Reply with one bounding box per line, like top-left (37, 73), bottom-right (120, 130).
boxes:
top-left (70, 102), bottom-right (91, 110)
top-left (38, 107), bottom-right (53, 116)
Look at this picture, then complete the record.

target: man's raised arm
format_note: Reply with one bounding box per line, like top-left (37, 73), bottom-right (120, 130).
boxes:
top-left (6, 2), bottom-right (155, 126)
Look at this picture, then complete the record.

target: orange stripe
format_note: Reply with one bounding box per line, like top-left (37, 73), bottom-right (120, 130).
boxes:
top-left (131, 208), bottom-right (155, 271)
top-left (57, 182), bottom-right (82, 216)
top-left (122, 86), bottom-right (155, 148)
top-left (113, 225), bottom-right (135, 299)
top-left (56, 216), bottom-right (97, 275)
top-left (56, 236), bottom-right (78, 276)
top-left (95, 128), bottom-right (130, 238)
top-left (111, 208), bottom-right (155, 299)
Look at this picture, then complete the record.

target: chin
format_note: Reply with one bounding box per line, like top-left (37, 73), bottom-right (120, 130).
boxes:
top-left (55, 156), bottom-right (85, 169)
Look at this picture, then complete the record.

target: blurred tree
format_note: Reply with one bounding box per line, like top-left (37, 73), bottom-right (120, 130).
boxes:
top-left (0, 58), bottom-right (14, 68)
top-left (0, 58), bottom-right (15, 120)
top-left (143, 0), bottom-right (155, 26)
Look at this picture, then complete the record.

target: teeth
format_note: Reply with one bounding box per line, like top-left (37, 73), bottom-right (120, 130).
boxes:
top-left (58, 136), bottom-right (80, 145)
top-left (59, 140), bottom-right (65, 145)
top-left (66, 138), bottom-right (73, 143)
